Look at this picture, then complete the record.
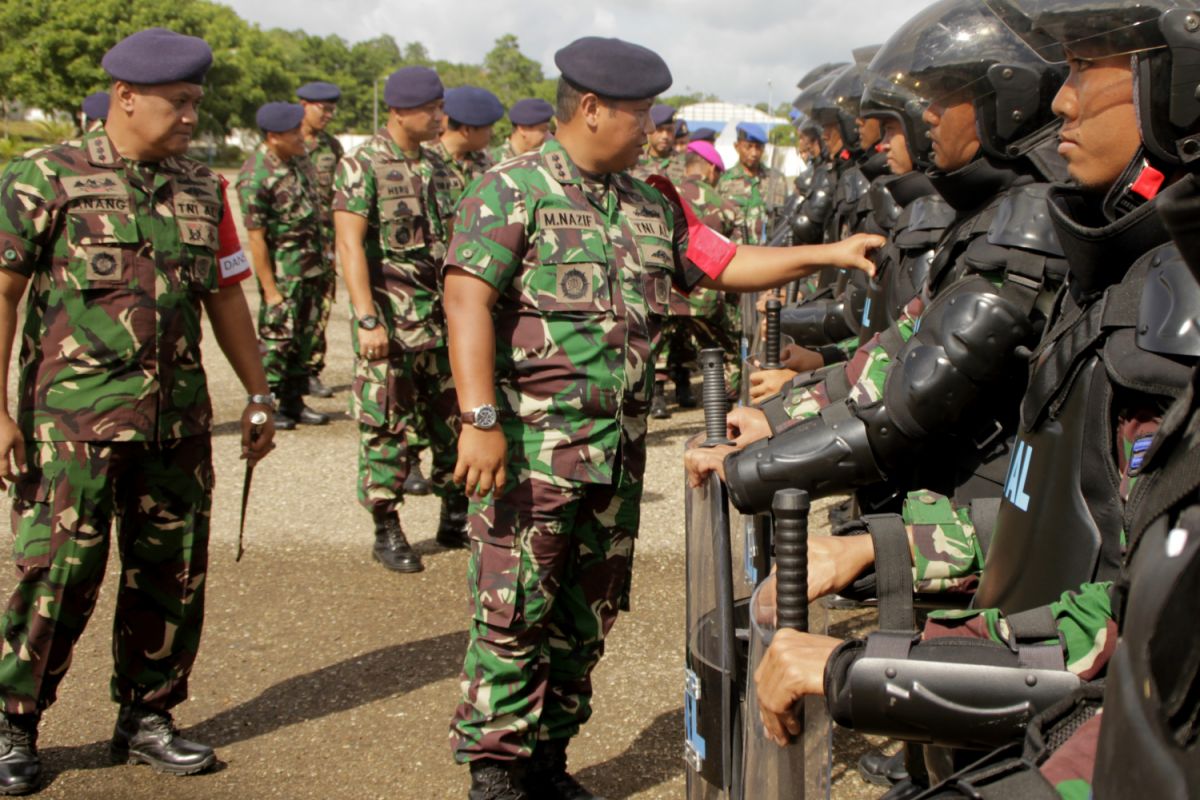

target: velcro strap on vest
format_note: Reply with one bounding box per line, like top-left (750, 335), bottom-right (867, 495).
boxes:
top-left (864, 513), bottom-right (915, 632)
top-left (760, 394), bottom-right (792, 435)
top-left (1006, 606), bottom-right (1066, 670)
top-left (823, 364), bottom-right (854, 403)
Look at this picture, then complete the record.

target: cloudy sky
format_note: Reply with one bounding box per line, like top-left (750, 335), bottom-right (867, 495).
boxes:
top-left (221, 0), bottom-right (936, 107)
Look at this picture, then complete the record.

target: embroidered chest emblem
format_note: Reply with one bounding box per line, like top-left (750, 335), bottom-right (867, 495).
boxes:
top-left (555, 264), bottom-right (595, 303)
top-left (90, 250), bottom-right (118, 277)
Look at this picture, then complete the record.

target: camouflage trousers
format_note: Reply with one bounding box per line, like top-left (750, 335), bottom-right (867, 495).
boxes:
top-left (259, 276), bottom-right (326, 389)
top-left (352, 346), bottom-right (460, 513)
top-left (0, 437), bottom-right (212, 715)
top-left (450, 461), bottom-right (641, 762)
top-left (305, 270), bottom-right (336, 379)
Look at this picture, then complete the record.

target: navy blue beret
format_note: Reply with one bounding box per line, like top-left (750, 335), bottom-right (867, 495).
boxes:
top-left (689, 127), bottom-right (717, 143)
top-left (737, 122), bottom-right (768, 144)
top-left (384, 66), bottom-right (444, 110)
top-left (102, 28), bottom-right (213, 85)
top-left (296, 81), bottom-right (341, 102)
top-left (650, 103), bottom-right (676, 128)
top-left (444, 86), bottom-right (505, 127)
top-left (554, 37), bottom-right (672, 100)
top-left (509, 98), bottom-right (554, 126)
top-left (82, 92), bottom-right (110, 122)
top-left (675, 119), bottom-right (689, 137)
top-left (256, 102), bottom-right (305, 133)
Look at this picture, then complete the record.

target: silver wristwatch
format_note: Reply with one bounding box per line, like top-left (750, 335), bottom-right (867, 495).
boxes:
top-left (462, 404), bottom-right (499, 430)
top-left (247, 392), bottom-right (277, 410)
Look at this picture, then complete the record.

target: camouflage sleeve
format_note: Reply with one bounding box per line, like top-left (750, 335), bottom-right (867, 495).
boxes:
top-left (0, 155), bottom-right (57, 278)
top-left (235, 163), bottom-right (271, 232)
top-left (923, 582), bottom-right (1116, 679)
top-left (444, 170), bottom-right (525, 291)
top-left (331, 150), bottom-right (374, 218)
top-left (903, 491), bottom-right (985, 595)
top-left (781, 300), bottom-right (921, 421)
top-left (1039, 713), bottom-right (1102, 800)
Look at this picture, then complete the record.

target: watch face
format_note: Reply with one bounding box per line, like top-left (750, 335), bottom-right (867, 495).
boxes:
top-left (475, 405), bottom-right (498, 429)
top-left (359, 315), bottom-right (379, 330)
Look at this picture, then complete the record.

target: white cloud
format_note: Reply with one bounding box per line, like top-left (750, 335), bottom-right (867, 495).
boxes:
top-left (220, 0), bottom-right (934, 105)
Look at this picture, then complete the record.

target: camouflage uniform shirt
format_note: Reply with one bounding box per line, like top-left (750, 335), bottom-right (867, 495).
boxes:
top-left (490, 139), bottom-right (521, 165)
top-left (630, 150), bottom-right (686, 185)
top-left (426, 139), bottom-right (492, 207)
top-left (0, 128), bottom-right (235, 442)
top-left (332, 128), bottom-right (452, 349)
top-left (445, 139), bottom-right (702, 483)
top-left (305, 129), bottom-right (343, 229)
top-left (718, 161), bottom-right (786, 244)
top-left (236, 143), bottom-right (325, 279)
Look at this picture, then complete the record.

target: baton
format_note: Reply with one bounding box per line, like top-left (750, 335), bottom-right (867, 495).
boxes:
top-left (763, 298), bottom-right (783, 370)
top-left (699, 348), bottom-right (732, 447)
top-left (773, 489), bottom-right (811, 740)
top-left (236, 409), bottom-right (269, 562)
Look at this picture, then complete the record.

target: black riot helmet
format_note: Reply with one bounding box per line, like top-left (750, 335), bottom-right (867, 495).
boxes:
top-left (810, 63), bottom-right (865, 154)
top-left (867, 0), bottom-right (1067, 161)
top-left (796, 61), bottom-right (849, 91)
top-left (861, 71), bottom-right (936, 169)
top-left (987, 0), bottom-right (1200, 168)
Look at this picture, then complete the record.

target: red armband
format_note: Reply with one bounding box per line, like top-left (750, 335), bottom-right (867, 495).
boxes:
top-left (216, 175), bottom-right (251, 287)
top-left (647, 175), bottom-right (737, 281)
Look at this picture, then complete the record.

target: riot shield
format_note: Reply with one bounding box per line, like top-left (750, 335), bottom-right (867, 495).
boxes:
top-left (742, 491), bottom-right (833, 800)
top-left (742, 586), bottom-right (833, 799)
top-left (684, 471), bottom-right (744, 799)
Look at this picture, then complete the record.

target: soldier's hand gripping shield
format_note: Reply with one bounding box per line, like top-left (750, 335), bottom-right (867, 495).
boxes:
top-left (685, 348), bottom-right (753, 799)
top-left (742, 490), bottom-right (833, 800)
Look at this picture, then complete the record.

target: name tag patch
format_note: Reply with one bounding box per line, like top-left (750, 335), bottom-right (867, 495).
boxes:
top-left (538, 209), bottom-right (598, 230)
top-left (71, 196), bottom-right (131, 214)
top-left (220, 248), bottom-right (251, 280)
top-left (556, 263), bottom-right (595, 303)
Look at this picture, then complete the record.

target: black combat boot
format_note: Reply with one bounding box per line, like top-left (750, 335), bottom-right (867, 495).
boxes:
top-left (282, 378), bottom-right (329, 425)
top-left (270, 384), bottom-right (298, 430)
top-left (110, 706), bottom-right (215, 775)
top-left (672, 367), bottom-right (696, 408)
top-left (306, 374), bottom-right (334, 398)
top-left (525, 739), bottom-right (605, 800)
top-left (857, 748), bottom-right (909, 787)
top-left (436, 494), bottom-right (470, 549)
top-left (0, 714), bottom-right (40, 796)
top-left (403, 453), bottom-right (432, 495)
top-left (372, 509), bottom-right (422, 573)
top-left (649, 381), bottom-right (670, 420)
top-left (469, 758), bottom-right (528, 800)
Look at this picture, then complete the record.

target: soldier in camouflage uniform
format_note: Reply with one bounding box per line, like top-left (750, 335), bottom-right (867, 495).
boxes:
top-left (0, 28), bottom-right (275, 794)
top-left (629, 103), bottom-right (685, 184)
top-left (297, 81), bottom-right (345, 399)
top-left (237, 102), bottom-right (330, 430)
top-left (429, 86), bottom-right (504, 205)
top-left (650, 141), bottom-right (743, 418)
top-left (717, 122), bottom-right (787, 244)
top-left (442, 35), bottom-right (884, 800)
top-left (490, 98), bottom-right (554, 164)
top-left (405, 87), bottom-right (505, 497)
top-left (333, 66), bottom-right (467, 574)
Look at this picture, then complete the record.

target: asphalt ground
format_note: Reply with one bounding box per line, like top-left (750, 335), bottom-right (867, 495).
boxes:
top-left (0, 174), bottom-right (890, 799)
